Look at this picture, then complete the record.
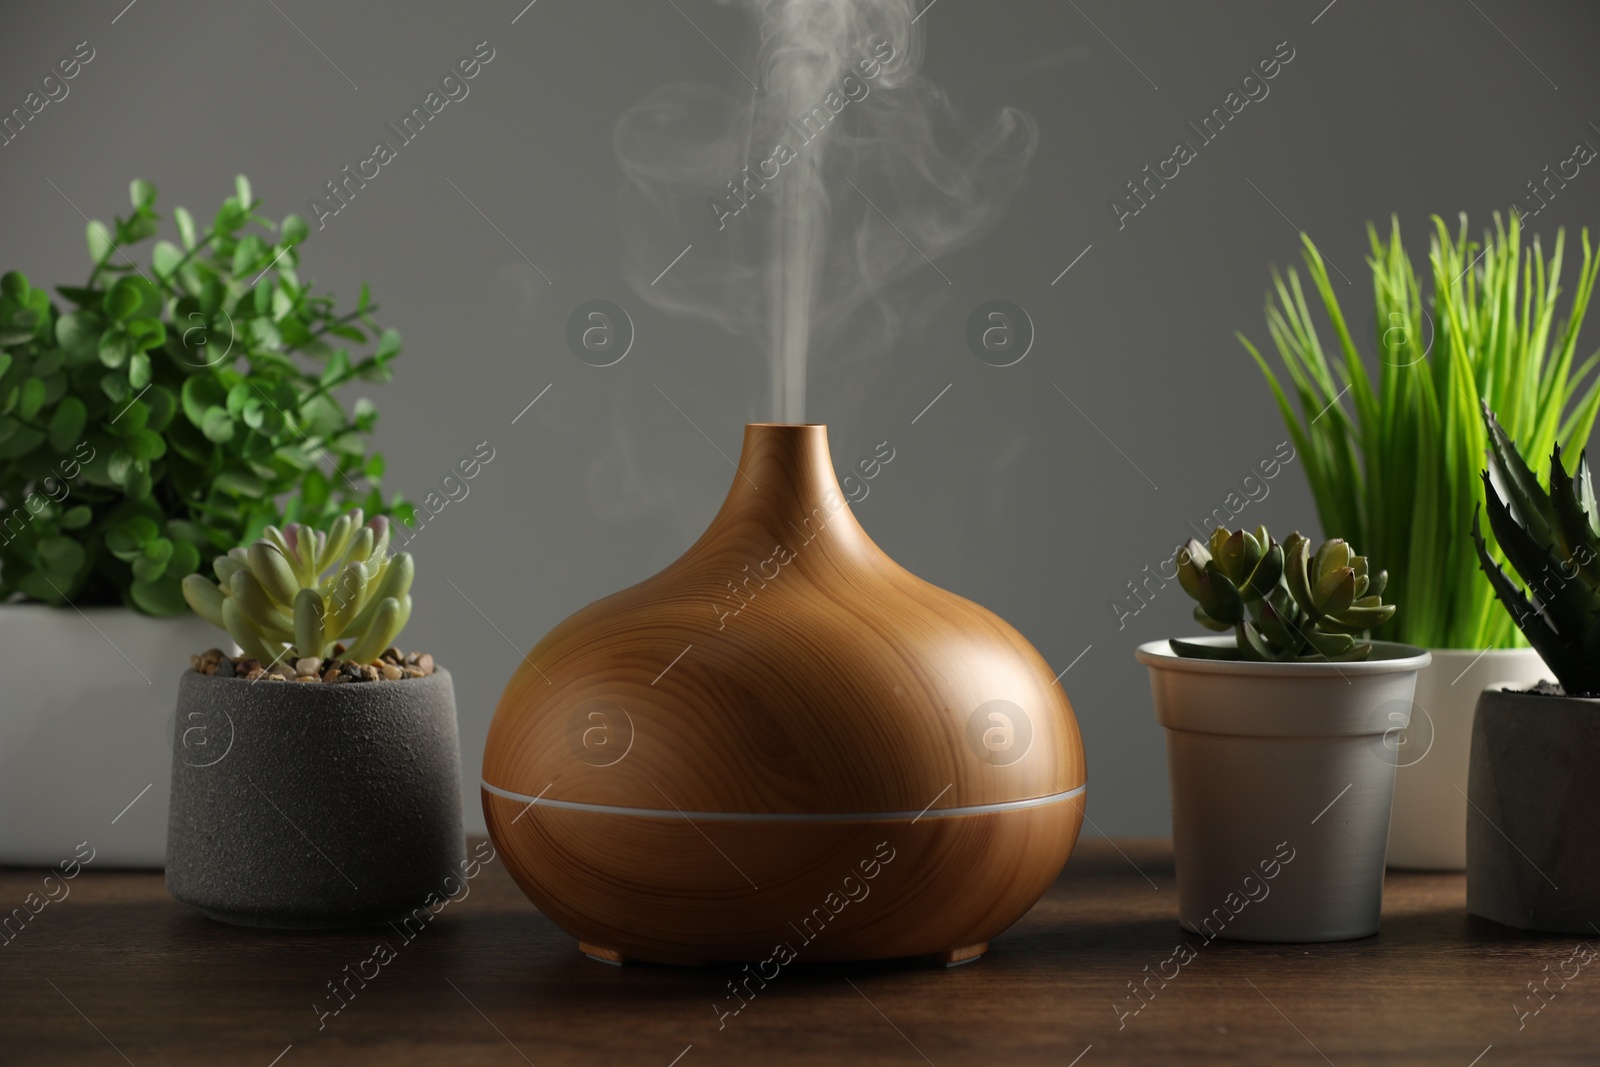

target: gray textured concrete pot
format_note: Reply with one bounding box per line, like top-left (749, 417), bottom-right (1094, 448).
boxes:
top-left (166, 668), bottom-right (466, 928)
top-left (1467, 687), bottom-right (1600, 933)
top-left (1138, 638), bottom-right (1429, 942)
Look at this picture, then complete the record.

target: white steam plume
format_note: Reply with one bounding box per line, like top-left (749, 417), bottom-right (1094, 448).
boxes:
top-left (615, 0), bottom-right (1037, 423)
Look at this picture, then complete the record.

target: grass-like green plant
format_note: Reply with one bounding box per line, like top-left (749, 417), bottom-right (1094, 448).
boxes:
top-left (1173, 524), bottom-right (1396, 662)
top-left (182, 508), bottom-right (412, 666)
top-left (0, 176), bottom-right (411, 615)
top-left (1243, 212), bottom-right (1600, 649)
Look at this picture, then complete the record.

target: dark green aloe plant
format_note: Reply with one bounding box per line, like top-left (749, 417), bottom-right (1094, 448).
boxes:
top-left (1472, 403), bottom-right (1600, 695)
top-left (1173, 525), bottom-right (1396, 662)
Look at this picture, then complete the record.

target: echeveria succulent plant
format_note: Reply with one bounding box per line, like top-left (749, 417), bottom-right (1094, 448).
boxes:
top-left (1472, 403), bottom-right (1600, 695)
top-left (181, 507), bottom-right (412, 668)
top-left (1173, 525), bottom-right (1396, 662)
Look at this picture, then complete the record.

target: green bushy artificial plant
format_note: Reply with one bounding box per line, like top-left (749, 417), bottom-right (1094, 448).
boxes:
top-left (0, 176), bottom-right (411, 615)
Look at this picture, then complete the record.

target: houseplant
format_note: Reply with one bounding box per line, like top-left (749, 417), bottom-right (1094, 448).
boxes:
top-left (1466, 405), bottom-right (1600, 933)
top-left (1243, 213), bottom-right (1594, 867)
top-left (167, 508), bottom-right (465, 928)
top-left (483, 424), bottom-right (1085, 965)
top-left (0, 176), bottom-right (410, 867)
top-left (1136, 525), bottom-right (1429, 941)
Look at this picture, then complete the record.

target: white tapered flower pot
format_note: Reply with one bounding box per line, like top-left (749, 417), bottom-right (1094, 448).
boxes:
top-left (1138, 637), bottom-right (1429, 942)
top-left (0, 604), bottom-right (221, 868)
top-left (1386, 647), bottom-right (1550, 870)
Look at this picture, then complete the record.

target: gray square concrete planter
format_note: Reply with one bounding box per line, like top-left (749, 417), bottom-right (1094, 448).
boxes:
top-left (1467, 686), bottom-right (1600, 933)
top-left (1138, 637), bottom-right (1430, 942)
top-left (166, 667), bottom-right (467, 928)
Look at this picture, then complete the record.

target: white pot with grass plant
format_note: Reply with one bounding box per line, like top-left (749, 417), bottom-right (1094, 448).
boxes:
top-left (1241, 211), bottom-right (1593, 868)
top-left (0, 175), bottom-right (410, 867)
top-left (1137, 525), bottom-right (1428, 941)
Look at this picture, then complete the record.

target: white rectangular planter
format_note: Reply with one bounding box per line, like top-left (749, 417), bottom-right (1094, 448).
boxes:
top-left (0, 604), bottom-right (221, 868)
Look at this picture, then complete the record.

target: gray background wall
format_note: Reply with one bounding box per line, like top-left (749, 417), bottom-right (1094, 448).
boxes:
top-left (4, 0), bottom-right (1599, 837)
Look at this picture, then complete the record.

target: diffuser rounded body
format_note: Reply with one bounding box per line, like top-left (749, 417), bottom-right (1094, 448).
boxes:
top-left (483, 424), bottom-right (1085, 964)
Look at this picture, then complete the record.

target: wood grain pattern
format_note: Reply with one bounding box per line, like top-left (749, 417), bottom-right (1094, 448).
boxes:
top-left (482, 423), bottom-right (1086, 962)
top-left (6, 841), bottom-right (1598, 1066)
top-left (483, 423), bottom-right (1085, 813)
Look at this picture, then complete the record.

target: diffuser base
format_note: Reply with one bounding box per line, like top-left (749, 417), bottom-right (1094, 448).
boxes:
top-left (932, 942), bottom-right (988, 967)
top-left (485, 787), bottom-right (1084, 966)
top-left (578, 939), bottom-right (992, 968)
top-left (581, 942), bottom-right (627, 965)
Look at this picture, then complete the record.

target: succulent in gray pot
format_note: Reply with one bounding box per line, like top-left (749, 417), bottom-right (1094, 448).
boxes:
top-left (1467, 404), bottom-right (1600, 933)
top-left (166, 508), bottom-right (466, 928)
top-left (1136, 525), bottom-right (1429, 942)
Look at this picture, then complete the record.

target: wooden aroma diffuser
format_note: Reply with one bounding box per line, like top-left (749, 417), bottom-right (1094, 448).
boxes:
top-left (483, 423), bottom-right (1085, 965)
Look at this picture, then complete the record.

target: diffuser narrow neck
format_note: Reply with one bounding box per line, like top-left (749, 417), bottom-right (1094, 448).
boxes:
top-left (710, 423), bottom-right (867, 545)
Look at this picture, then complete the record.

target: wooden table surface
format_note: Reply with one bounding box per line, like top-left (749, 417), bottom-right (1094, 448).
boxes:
top-left (2, 838), bottom-right (1596, 1066)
